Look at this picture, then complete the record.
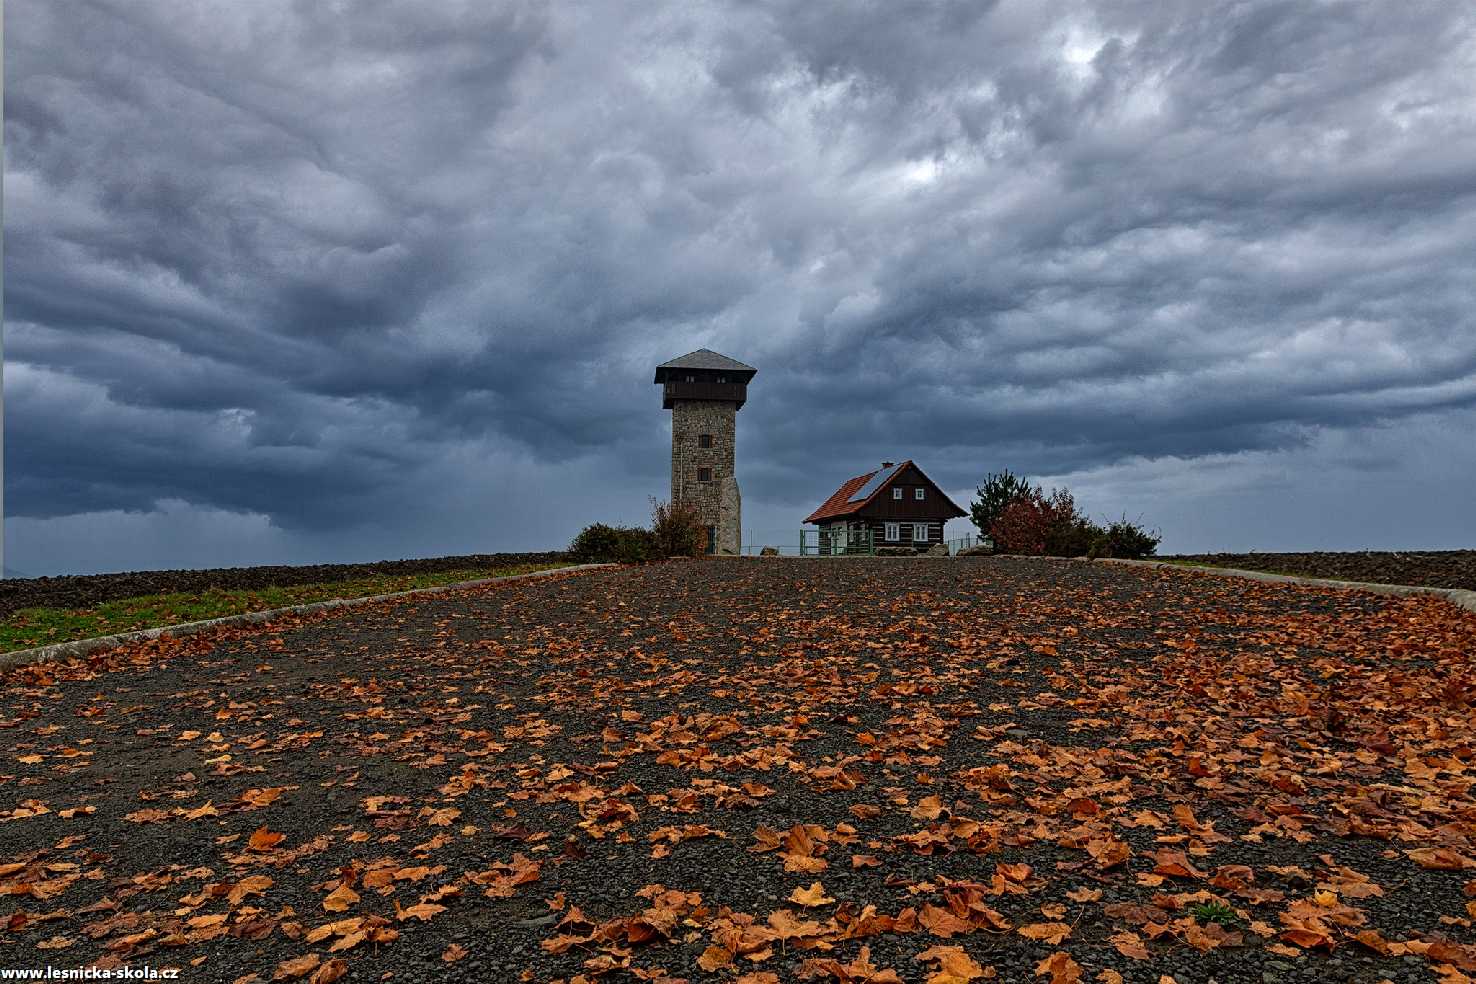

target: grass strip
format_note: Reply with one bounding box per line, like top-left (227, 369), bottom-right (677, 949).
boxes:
top-left (0, 563), bottom-right (573, 653)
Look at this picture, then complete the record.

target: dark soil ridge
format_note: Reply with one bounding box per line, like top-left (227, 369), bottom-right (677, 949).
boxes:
top-left (0, 552), bottom-right (570, 618)
top-left (1163, 549), bottom-right (1476, 592)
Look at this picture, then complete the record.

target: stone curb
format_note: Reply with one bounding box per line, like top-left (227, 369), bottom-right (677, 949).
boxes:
top-left (0, 563), bottom-right (616, 672)
top-left (1095, 557), bottom-right (1476, 615)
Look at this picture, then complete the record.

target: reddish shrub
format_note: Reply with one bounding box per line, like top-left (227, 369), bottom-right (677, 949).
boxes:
top-left (990, 487), bottom-right (1102, 556)
top-left (990, 495), bottom-right (1051, 555)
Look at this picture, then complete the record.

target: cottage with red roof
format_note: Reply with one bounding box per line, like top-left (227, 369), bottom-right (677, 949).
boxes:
top-left (803, 460), bottom-right (966, 554)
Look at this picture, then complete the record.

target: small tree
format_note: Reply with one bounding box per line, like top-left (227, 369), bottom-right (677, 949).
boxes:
top-left (650, 498), bottom-right (707, 559)
top-left (970, 469), bottom-right (1034, 537)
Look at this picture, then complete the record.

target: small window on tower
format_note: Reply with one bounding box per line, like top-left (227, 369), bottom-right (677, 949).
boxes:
top-left (697, 467), bottom-right (713, 483)
top-left (698, 434), bottom-right (713, 448)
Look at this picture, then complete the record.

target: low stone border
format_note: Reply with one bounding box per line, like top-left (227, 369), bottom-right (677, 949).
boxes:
top-left (0, 563), bottom-right (615, 672)
top-left (1097, 557), bottom-right (1476, 615)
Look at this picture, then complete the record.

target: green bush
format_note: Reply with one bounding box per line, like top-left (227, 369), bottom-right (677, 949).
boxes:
top-left (1042, 489), bottom-right (1105, 557)
top-left (650, 498), bottom-right (706, 559)
top-left (569, 523), bottom-right (655, 564)
top-left (570, 499), bottom-right (710, 564)
top-left (1089, 517), bottom-right (1162, 559)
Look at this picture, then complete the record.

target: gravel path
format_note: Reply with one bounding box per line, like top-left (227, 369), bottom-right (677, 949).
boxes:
top-left (1162, 551), bottom-right (1476, 592)
top-left (1, 558), bottom-right (1473, 984)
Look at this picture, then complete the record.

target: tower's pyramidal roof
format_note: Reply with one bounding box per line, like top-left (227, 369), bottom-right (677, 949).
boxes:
top-left (655, 349), bottom-right (756, 373)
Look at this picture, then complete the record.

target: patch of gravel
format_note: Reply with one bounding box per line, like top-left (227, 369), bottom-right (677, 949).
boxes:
top-left (0, 558), bottom-right (1471, 983)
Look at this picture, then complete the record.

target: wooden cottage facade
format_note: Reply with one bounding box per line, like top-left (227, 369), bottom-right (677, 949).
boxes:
top-left (803, 460), bottom-right (966, 553)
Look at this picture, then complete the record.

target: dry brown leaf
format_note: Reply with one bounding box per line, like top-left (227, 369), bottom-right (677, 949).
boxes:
top-left (1035, 951), bottom-right (1082, 984)
top-left (248, 827), bottom-right (286, 852)
top-left (271, 954), bottom-right (320, 981)
top-left (321, 885), bottom-right (359, 913)
top-left (1018, 922), bottom-right (1071, 945)
top-left (789, 882), bottom-right (836, 907)
top-left (396, 902), bottom-right (446, 922)
top-left (916, 944), bottom-right (990, 983)
top-left (1408, 848), bottom-right (1476, 871)
top-left (698, 945), bottom-right (734, 971)
top-left (309, 959), bottom-right (347, 984)
top-left (229, 875), bottom-right (273, 905)
top-left (919, 904), bottom-right (975, 939)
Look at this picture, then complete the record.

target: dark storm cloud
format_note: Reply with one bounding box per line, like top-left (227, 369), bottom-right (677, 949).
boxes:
top-left (6, 0), bottom-right (1476, 572)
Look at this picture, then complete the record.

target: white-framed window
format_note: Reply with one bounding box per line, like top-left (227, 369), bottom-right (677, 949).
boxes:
top-left (912, 522), bottom-right (929, 541)
top-left (892, 487), bottom-right (903, 499)
top-left (885, 522), bottom-right (900, 541)
top-left (914, 487), bottom-right (926, 500)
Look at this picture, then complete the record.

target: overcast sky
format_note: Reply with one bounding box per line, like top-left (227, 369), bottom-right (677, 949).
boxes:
top-left (6, 0), bottom-right (1475, 575)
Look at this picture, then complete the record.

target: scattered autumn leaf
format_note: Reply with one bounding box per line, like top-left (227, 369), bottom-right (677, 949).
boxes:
top-left (789, 882), bottom-right (836, 907)
top-left (248, 827), bottom-right (286, 852)
top-left (321, 885), bottom-right (359, 913)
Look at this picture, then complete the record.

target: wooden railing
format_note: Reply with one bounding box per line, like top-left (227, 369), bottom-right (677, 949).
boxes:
top-left (663, 381), bottom-right (748, 404)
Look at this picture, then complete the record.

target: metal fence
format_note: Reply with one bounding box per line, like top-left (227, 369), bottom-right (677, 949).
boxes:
top-left (741, 530), bottom-right (993, 557)
top-left (944, 533), bottom-right (992, 555)
top-left (740, 529), bottom-right (874, 555)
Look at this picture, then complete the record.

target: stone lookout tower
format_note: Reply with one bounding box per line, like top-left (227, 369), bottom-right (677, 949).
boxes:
top-left (654, 349), bottom-right (756, 555)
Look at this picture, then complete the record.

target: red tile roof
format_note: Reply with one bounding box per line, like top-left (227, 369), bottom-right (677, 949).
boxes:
top-left (803, 460), bottom-right (915, 523)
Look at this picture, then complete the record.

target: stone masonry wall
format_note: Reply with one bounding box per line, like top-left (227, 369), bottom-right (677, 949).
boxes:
top-left (670, 400), bottom-right (740, 554)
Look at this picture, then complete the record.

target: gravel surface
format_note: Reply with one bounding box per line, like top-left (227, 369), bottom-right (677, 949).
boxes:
top-left (1162, 551), bottom-right (1476, 592)
top-left (1, 558), bottom-right (1473, 983)
top-left (0, 553), bottom-right (571, 618)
